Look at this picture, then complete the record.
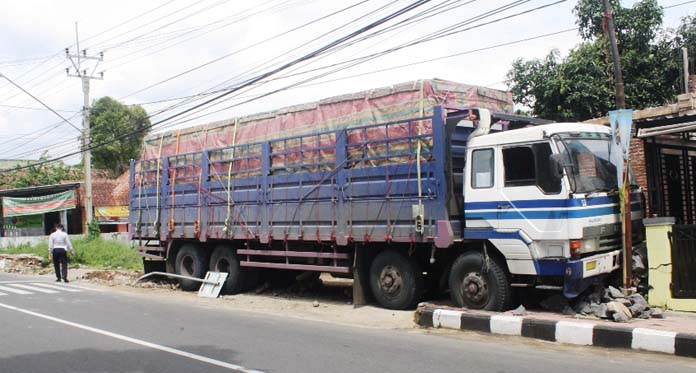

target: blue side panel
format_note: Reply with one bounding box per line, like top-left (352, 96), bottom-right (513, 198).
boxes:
top-left (131, 107), bottom-right (453, 245)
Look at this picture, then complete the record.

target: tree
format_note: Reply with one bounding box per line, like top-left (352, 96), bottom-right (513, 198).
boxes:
top-left (1, 152), bottom-right (81, 188)
top-left (507, 0), bottom-right (690, 121)
top-left (89, 97), bottom-right (150, 176)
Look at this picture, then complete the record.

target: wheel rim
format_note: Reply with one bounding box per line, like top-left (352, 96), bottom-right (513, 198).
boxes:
top-left (181, 255), bottom-right (195, 276)
top-left (216, 257), bottom-right (230, 273)
top-left (459, 272), bottom-right (489, 308)
top-left (379, 265), bottom-right (403, 299)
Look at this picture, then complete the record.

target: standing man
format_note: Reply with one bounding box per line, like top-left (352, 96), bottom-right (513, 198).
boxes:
top-left (48, 224), bottom-right (74, 282)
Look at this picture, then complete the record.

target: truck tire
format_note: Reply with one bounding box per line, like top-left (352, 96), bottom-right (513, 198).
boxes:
top-left (448, 252), bottom-right (511, 311)
top-left (369, 250), bottom-right (423, 310)
top-left (175, 244), bottom-right (207, 291)
top-left (209, 245), bottom-right (245, 295)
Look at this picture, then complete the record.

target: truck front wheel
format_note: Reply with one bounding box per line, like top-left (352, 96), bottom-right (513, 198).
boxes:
top-left (175, 244), bottom-right (207, 291)
top-left (369, 250), bottom-right (423, 310)
top-left (449, 252), bottom-right (511, 311)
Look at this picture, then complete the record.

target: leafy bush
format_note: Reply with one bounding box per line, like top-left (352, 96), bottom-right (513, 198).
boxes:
top-left (86, 219), bottom-right (101, 241)
top-left (0, 238), bottom-right (142, 270)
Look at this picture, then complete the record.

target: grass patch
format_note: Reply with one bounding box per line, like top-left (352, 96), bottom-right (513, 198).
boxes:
top-left (0, 238), bottom-right (143, 270)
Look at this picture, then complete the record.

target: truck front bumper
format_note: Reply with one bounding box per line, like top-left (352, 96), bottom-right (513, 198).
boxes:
top-left (563, 249), bottom-right (622, 297)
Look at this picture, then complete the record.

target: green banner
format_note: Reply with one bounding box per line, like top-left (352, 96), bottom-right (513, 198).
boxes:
top-left (2, 190), bottom-right (77, 217)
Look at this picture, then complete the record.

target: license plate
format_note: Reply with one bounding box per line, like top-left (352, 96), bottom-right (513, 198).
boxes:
top-left (585, 260), bottom-right (597, 271)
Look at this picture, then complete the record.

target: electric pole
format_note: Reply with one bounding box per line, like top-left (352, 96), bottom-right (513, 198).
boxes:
top-left (65, 22), bottom-right (104, 231)
top-left (684, 47), bottom-right (690, 94)
top-left (603, 0), bottom-right (625, 110)
top-left (603, 0), bottom-right (632, 291)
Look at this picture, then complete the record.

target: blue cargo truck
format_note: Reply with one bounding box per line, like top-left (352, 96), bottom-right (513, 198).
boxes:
top-left (130, 105), bottom-right (644, 310)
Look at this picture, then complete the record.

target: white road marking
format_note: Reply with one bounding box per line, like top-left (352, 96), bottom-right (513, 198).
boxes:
top-left (61, 283), bottom-right (105, 292)
top-left (0, 280), bottom-right (51, 284)
top-left (0, 285), bottom-right (33, 295)
top-left (0, 292), bottom-right (6, 296)
top-left (9, 284), bottom-right (59, 294)
top-left (30, 283), bottom-right (82, 292)
top-left (0, 301), bottom-right (266, 373)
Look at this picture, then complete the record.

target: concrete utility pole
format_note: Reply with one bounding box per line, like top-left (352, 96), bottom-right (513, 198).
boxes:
top-left (603, 0), bottom-right (626, 109)
top-left (65, 22), bottom-right (103, 230)
top-left (684, 47), bottom-right (690, 94)
top-left (603, 0), bottom-right (633, 291)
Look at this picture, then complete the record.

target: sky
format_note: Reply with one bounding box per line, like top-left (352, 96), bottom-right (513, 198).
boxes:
top-left (0, 0), bottom-right (693, 165)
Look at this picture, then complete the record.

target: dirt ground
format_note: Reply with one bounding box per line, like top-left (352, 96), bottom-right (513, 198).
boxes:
top-left (0, 256), bottom-right (414, 330)
top-left (101, 272), bottom-right (415, 330)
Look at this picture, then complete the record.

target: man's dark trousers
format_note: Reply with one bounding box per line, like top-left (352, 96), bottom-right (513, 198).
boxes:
top-left (52, 248), bottom-right (68, 280)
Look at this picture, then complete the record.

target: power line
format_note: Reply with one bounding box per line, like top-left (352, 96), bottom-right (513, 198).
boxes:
top-left (1, 0), bottom-right (432, 172)
top-left (102, 0), bottom-right (301, 72)
top-left (664, 0), bottom-right (696, 9)
top-left (149, 0), bottom-right (544, 124)
top-left (80, 0), bottom-right (209, 50)
top-left (0, 103), bottom-right (78, 113)
top-left (117, 0), bottom-right (371, 100)
top-left (78, 0), bottom-right (180, 48)
top-left (3, 0), bottom-right (569, 164)
top-left (0, 72), bottom-right (81, 132)
top-left (95, 0), bottom-right (230, 52)
top-left (133, 0), bottom-right (408, 122)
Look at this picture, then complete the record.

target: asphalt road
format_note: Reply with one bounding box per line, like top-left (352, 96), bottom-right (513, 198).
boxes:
top-left (0, 272), bottom-right (694, 373)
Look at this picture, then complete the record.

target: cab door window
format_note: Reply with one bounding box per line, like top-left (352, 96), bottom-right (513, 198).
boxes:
top-left (471, 148), bottom-right (494, 189)
top-left (502, 143), bottom-right (561, 194)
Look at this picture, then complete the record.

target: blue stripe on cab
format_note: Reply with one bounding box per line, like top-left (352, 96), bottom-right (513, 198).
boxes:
top-left (464, 194), bottom-right (641, 211)
top-left (465, 205), bottom-right (640, 220)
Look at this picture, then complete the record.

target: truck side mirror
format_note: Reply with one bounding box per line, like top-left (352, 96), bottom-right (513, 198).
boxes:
top-left (549, 154), bottom-right (566, 176)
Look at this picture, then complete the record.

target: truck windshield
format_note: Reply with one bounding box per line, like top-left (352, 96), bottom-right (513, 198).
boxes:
top-left (554, 133), bottom-right (618, 194)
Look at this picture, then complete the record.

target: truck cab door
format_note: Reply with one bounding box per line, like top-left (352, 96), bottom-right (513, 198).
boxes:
top-left (464, 147), bottom-right (498, 229)
top-left (497, 142), bottom-right (566, 240)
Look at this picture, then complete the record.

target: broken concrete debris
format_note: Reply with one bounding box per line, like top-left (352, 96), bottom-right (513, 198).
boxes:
top-left (539, 285), bottom-right (664, 323)
top-left (608, 286), bottom-right (625, 299)
top-left (512, 305), bottom-right (528, 316)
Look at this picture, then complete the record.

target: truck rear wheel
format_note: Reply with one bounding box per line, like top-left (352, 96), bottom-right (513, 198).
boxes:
top-left (449, 252), bottom-right (511, 311)
top-left (175, 244), bottom-right (207, 291)
top-left (210, 245), bottom-right (246, 295)
top-left (369, 250), bottom-right (423, 310)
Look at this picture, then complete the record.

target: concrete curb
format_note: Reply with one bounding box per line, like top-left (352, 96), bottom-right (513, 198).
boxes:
top-left (416, 307), bottom-right (696, 358)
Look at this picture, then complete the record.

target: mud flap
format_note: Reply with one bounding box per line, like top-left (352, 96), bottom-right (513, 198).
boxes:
top-left (353, 246), bottom-right (372, 307)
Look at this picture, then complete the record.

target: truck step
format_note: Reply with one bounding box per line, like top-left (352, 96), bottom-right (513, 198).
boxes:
top-left (239, 261), bottom-right (351, 273)
top-left (137, 246), bottom-right (165, 252)
top-left (137, 252), bottom-right (166, 260)
top-left (237, 249), bottom-right (349, 259)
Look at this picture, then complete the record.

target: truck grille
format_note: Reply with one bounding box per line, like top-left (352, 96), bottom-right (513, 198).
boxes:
top-left (599, 233), bottom-right (622, 251)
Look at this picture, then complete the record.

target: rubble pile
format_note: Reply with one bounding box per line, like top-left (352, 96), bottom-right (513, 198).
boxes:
top-left (83, 270), bottom-right (143, 286)
top-left (0, 254), bottom-right (46, 274)
top-left (539, 285), bottom-right (663, 322)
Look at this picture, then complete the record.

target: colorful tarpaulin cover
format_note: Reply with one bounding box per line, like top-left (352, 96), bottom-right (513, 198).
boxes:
top-left (95, 206), bottom-right (129, 223)
top-left (2, 190), bottom-right (76, 217)
top-left (142, 79), bottom-right (513, 160)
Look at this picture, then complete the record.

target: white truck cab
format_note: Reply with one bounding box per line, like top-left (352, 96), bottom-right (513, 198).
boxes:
top-left (460, 122), bottom-right (643, 301)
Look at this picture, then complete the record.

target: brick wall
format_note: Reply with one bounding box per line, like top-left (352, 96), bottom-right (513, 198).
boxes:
top-left (630, 126), bottom-right (649, 216)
